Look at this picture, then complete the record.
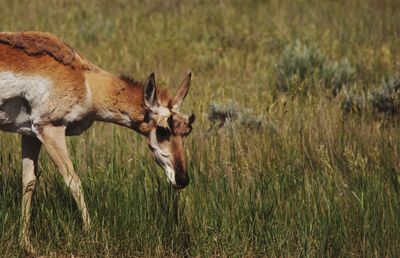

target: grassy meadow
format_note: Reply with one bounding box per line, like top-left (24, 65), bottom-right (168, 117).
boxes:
top-left (0, 0), bottom-right (400, 257)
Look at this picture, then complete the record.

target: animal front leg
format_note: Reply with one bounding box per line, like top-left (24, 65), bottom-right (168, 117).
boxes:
top-left (38, 125), bottom-right (91, 231)
top-left (20, 135), bottom-right (42, 254)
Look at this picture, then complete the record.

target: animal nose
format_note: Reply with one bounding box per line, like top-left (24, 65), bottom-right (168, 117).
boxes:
top-left (174, 172), bottom-right (190, 189)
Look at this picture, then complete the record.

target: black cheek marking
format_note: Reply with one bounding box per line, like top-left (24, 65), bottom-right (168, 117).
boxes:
top-left (156, 126), bottom-right (171, 142)
top-left (144, 111), bottom-right (151, 123)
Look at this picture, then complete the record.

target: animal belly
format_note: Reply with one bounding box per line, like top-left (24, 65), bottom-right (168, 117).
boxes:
top-left (0, 96), bottom-right (34, 135)
top-left (66, 119), bottom-right (94, 136)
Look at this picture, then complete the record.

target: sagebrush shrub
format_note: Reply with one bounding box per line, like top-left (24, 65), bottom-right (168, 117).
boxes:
top-left (322, 58), bottom-right (355, 96)
top-left (341, 76), bottom-right (400, 116)
top-left (276, 41), bottom-right (354, 95)
top-left (208, 102), bottom-right (238, 128)
top-left (341, 91), bottom-right (365, 114)
top-left (207, 101), bottom-right (266, 131)
top-left (276, 40), bottom-right (325, 92)
top-left (370, 76), bottom-right (400, 115)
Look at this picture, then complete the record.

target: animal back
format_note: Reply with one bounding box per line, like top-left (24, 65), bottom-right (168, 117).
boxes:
top-left (0, 32), bottom-right (97, 70)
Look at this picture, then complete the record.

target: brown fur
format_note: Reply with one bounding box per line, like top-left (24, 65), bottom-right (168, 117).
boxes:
top-left (119, 75), bottom-right (173, 107)
top-left (116, 75), bottom-right (176, 134)
top-left (0, 43), bottom-right (88, 123)
top-left (0, 32), bottom-right (191, 137)
top-left (1, 31), bottom-right (194, 254)
top-left (170, 113), bottom-right (192, 136)
top-left (171, 136), bottom-right (186, 170)
top-left (0, 32), bottom-right (97, 70)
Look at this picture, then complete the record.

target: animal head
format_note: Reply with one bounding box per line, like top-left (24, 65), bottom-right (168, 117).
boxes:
top-left (143, 72), bottom-right (195, 189)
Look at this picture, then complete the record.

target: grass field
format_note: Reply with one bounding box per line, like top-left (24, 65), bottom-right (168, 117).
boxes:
top-left (0, 0), bottom-right (399, 257)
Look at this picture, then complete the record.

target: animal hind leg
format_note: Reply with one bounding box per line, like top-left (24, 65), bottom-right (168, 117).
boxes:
top-left (38, 125), bottom-right (91, 230)
top-left (20, 135), bottom-right (42, 254)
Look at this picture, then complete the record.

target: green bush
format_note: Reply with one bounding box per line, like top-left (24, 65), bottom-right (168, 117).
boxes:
top-left (322, 58), bottom-right (355, 96)
top-left (207, 102), bottom-right (238, 128)
top-left (370, 76), bottom-right (400, 116)
top-left (341, 76), bottom-right (400, 117)
top-left (207, 101), bottom-right (267, 131)
top-left (276, 41), bottom-right (354, 95)
top-left (276, 41), bottom-right (326, 92)
top-left (341, 91), bottom-right (365, 114)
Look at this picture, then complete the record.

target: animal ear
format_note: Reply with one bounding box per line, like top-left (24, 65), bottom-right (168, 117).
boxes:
top-left (172, 72), bottom-right (191, 111)
top-left (188, 114), bottom-right (195, 125)
top-left (144, 72), bottom-right (157, 108)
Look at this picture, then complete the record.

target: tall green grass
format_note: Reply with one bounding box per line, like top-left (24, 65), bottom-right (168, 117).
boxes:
top-left (0, 0), bottom-right (399, 256)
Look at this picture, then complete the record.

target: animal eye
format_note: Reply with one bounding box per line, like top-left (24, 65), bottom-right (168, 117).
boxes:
top-left (156, 126), bottom-right (170, 141)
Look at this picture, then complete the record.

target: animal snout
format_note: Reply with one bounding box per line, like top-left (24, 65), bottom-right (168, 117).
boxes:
top-left (174, 171), bottom-right (190, 189)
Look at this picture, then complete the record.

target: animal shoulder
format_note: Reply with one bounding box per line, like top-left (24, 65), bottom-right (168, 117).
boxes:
top-left (0, 31), bottom-right (98, 71)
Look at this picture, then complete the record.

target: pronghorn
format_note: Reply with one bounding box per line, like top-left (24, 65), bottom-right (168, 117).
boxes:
top-left (0, 31), bottom-right (195, 253)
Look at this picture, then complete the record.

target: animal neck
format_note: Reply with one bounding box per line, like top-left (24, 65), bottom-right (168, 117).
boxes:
top-left (85, 70), bottom-right (150, 135)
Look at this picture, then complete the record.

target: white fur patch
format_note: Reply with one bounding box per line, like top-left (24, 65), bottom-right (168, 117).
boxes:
top-left (64, 104), bottom-right (87, 122)
top-left (0, 71), bottom-right (51, 108)
top-left (64, 78), bottom-right (93, 123)
top-left (96, 109), bottom-right (131, 127)
top-left (0, 71), bottom-right (52, 132)
top-left (84, 78), bottom-right (92, 106)
top-left (98, 110), bottom-right (115, 121)
top-left (165, 166), bottom-right (176, 186)
top-left (152, 105), bottom-right (170, 117)
top-left (151, 105), bottom-right (171, 125)
top-left (149, 128), bottom-right (176, 186)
